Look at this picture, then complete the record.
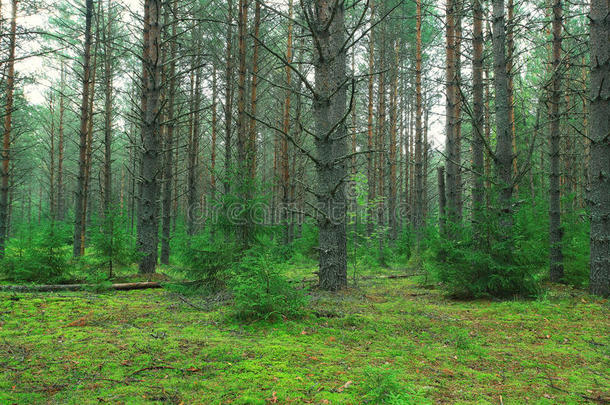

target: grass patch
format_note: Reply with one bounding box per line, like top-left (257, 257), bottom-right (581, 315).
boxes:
top-left (0, 277), bottom-right (608, 404)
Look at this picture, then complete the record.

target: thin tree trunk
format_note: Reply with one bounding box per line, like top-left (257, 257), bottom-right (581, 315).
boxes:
top-left (366, 0), bottom-right (375, 237)
top-left (248, 0), bottom-right (261, 179)
top-left (438, 166), bottom-right (446, 235)
top-left (57, 62), bottom-right (66, 221)
top-left (414, 0), bottom-right (424, 240)
top-left (102, 0), bottom-right (113, 214)
top-left (549, 0), bottom-right (564, 282)
top-left (472, 0), bottom-right (485, 241)
top-left (281, 0), bottom-right (294, 244)
top-left (224, 0), bottom-right (234, 197)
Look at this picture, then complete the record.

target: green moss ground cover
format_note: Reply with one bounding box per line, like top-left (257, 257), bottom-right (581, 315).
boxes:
top-left (1, 277), bottom-right (608, 404)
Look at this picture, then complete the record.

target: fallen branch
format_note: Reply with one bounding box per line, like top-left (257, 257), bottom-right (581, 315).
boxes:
top-left (293, 273), bottom-right (415, 284)
top-left (0, 281), bottom-right (162, 293)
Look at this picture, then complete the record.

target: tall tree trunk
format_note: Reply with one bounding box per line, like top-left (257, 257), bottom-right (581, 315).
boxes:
top-left (160, 0), bottom-right (176, 265)
top-left (492, 0), bottom-right (514, 240)
top-left (472, 0), bottom-right (485, 241)
top-left (236, 0), bottom-right (252, 245)
top-left (57, 62), bottom-right (66, 221)
top-left (388, 40), bottom-right (399, 240)
top-left (588, 0), bottom-right (609, 297)
top-left (248, 0), bottom-right (261, 179)
top-left (507, 0), bottom-right (518, 193)
top-left (414, 0), bottom-right (424, 240)
top-left (137, 0), bottom-right (162, 274)
top-left (49, 94), bottom-right (56, 221)
top-left (312, 0), bottom-right (348, 291)
top-left (73, 0), bottom-right (93, 258)
top-left (224, 0), bottom-right (234, 197)
top-left (102, 0), bottom-right (113, 214)
top-left (366, 0), bottom-right (375, 237)
top-left (187, 60), bottom-right (201, 236)
top-left (549, 0), bottom-right (564, 282)
top-left (444, 0), bottom-right (460, 232)
top-left (281, 0), bottom-right (294, 244)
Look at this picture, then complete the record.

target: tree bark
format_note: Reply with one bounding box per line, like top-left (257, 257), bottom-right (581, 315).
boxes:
top-left (414, 0), bottom-right (424, 240)
top-left (492, 0), bottom-right (514, 240)
top-left (472, 0), bottom-right (485, 241)
top-left (281, 0), bottom-right (294, 245)
top-left (73, 0), bottom-right (93, 258)
top-left (549, 0), bottom-right (564, 282)
top-left (312, 0), bottom-right (348, 291)
top-left (0, 0), bottom-right (17, 257)
top-left (137, 0), bottom-right (163, 274)
top-left (588, 0), bottom-right (609, 297)
top-left (160, 0), bottom-right (177, 265)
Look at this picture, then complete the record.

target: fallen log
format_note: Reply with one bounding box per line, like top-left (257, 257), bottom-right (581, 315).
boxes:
top-left (0, 281), bottom-right (162, 293)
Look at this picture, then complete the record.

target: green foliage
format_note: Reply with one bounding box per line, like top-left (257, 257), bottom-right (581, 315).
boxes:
top-left (360, 367), bottom-right (431, 404)
top-left (1, 222), bottom-right (72, 283)
top-left (228, 250), bottom-right (307, 321)
top-left (562, 205), bottom-right (590, 288)
top-left (428, 206), bottom-right (546, 298)
top-left (90, 208), bottom-right (137, 278)
top-left (178, 231), bottom-right (239, 288)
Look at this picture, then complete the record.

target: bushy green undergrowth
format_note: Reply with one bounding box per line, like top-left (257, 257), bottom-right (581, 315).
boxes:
top-left (1, 222), bottom-right (72, 283)
top-left (229, 251), bottom-right (307, 321)
top-left (427, 203), bottom-right (548, 298)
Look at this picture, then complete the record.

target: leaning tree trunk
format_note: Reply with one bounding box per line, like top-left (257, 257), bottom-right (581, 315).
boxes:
top-left (312, 0), bottom-right (348, 291)
top-left (0, 0), bottom-right (17, 257)
top-left (73, 0), bottom-right (93, 258)
top-left (492, 0), bottom-right (514, 241)
top-left (137, 0), bottom-right (162, 274)
top-left (588, 0), bottom-right (609, 297)
top-left (549, 0), bottom-right (564, 282)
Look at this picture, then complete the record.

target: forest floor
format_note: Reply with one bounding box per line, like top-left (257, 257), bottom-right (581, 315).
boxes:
top-left (0, 273), bottom-right (608, 404)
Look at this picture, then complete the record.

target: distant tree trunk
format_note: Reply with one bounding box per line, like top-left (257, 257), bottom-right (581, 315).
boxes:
top-left (507, 0), bottom-right (518, 193)
top-left (73, 0), bottom-right (93, 258)
top-left (588, 0), bottom-right (609, 297)
top-left (472, 0), bottom-right (485, 241)
top-left (236, 0), bottom-right (253, 245)
top-left (444, 0), bottom-right (460, 232)
top-left (414, 0), bottom-right (424, 240)
top-left (187, 59), bottom-right (201, 236)
top-left (0, 0), bottom-right (17, 256)
top-left (388, 40), bottom-right (399, 241)
top-left (549, 0), bottom-right (564, 282)
top-left (137, 0), bottom-right (162, 274)
top-left (366, 0), bottom-right (375, 237)
top-left (492, 0), bottom-right (514, 240)
top-left (248, 0), bottom-right (261, 179)
top-left (312, 0), bottom-right (348, 291)
top-left (57, 62), bottom-right (66, 221)
top-left (160, 0), bottom-right (177, 265)
top-left (210, 65), bottom-right (217, 223)
top-left (224, 0), bottom-right (234, 197)
top-left (48, 94), bottom-right (56, 220)
top-left (102, 0), bottom-right (114, 214)
top-left (281, 0), bottom-right (294, 244)
top-left (438, 166), bottom-right (446, 235)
